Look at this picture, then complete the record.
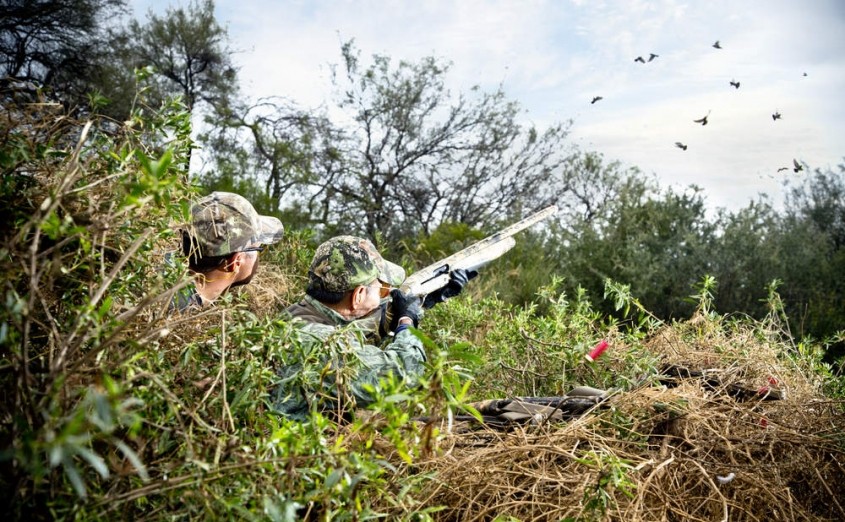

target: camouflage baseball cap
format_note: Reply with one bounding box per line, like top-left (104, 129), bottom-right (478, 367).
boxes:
top-left (188, 191), bottom-right (284, 257)
top-left (309, 236), bottom-right (405, 293)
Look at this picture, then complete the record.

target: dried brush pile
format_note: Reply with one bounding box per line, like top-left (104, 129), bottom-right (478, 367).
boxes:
top-left (405, 317), bottom-right (845, 521)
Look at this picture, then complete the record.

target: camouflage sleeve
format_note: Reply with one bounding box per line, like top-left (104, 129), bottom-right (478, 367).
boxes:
top-left (271, 323), bottom-right (426, 419)
top-left (347, 329), bottom-right (427, 406)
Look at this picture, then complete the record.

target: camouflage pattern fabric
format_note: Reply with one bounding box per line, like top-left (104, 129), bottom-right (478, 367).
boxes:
top-left (309, 236), bottom-right (405, 293)
top-left (170, 283), bottom-right (203, 313)
top-left (272, 295), bottom-right (426, 421)
top-left (187, 191), bottom-right (284, 258)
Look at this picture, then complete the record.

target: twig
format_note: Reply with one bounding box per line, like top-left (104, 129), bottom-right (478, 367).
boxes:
top-left (97, 453), bottom-right (341, 507)
top-left (517, 328), bottom-right (561, 347)
top-left (814, 465), bottom-right (845, 518)
top-left (630, 456), bottom-right (675, 516)
top-left (498, 360), bottom-right (549, 379)
top-left (689, 458), bottom-right (728, 522)
top-left (53, 229), bottom-right (151, 374)
top-left (221, 309), bottom-right (235, 432)
top-left (134, 371), bottom-right (221, 434)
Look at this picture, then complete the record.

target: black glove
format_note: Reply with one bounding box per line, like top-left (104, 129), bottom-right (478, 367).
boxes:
top-left (388, 289), bottom-right (423, 331)
top-left (422, 268), bottom-right (478, 309)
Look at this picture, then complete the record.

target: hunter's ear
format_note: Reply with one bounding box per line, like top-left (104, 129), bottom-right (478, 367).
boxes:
top-left (350, 285), bottom-right (368, 309)
top-left (222, 253), bottom-right (242, 272)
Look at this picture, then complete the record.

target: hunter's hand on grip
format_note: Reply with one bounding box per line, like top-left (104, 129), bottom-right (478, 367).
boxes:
top-left (389, 289), bottom-right (422, 330)
top-left (423, 268), bottom-right (478, 309)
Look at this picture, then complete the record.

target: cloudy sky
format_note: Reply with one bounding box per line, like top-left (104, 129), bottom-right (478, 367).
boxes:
top-left (133, 0), bottom-right (845, 212)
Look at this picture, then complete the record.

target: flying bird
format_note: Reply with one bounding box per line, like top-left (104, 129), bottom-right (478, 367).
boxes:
top-left (793, 159), bottom-right (803, 173)
top-left (675, 142), bottom-right (688, 151)
top-left (772, 111), bottom-right (782, 121)
top-left (634, 56), bottom-right (646, 63)
top-left (591, 96), bottom-right (603, 104)
top-left (648, 53), bottom-right (659, 62)
top-left (729, 80), bottom-right (740, 89)
top-left (777, 167), bottom-right (788, 172)
top-left (803, 72), bottom-right (808, 77)
top-left (713, 40), bottom-right (722, 49)
top-left (693, 112), bottom-right (710, 125)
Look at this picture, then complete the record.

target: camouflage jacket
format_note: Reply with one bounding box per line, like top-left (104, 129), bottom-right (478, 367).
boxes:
top-left (169, 283), bottom-right (203, 313)
top-left (272, 295), bottom-right (426, 420)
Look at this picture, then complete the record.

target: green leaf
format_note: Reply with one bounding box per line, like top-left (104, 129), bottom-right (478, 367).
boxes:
top-left (102, 374), bottom-right (119, 396)
top-left (384, 393), bottom-right (411, 403)
top-left (91, 393), bottom-right (115, 432)
top-left (325, 468), bottom-right (343, 489)
top-left (459, 403), bottom-right (484, 424)
top-left (375, 459), bottom-right (397, 473)
top-left (49, 444), bottom-right (63, 467)
top-left (76, 446), bottom-right (109, 479)
top-left (113, 438), bottom-right (149, 481)
top-left (448, 341), bottom-right (482, 365)
top-left (62, 457), bottom-right (87, 498)
top-left (96, 296), bottom-right (113, 320)
top-left (264, 497), bottom-right (283, 522)
top-left (396, 448), bottom-right (413, 465)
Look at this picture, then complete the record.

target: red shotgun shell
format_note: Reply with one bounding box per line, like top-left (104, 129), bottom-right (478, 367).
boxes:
top-left (585, 340), bottom-right (609, 362)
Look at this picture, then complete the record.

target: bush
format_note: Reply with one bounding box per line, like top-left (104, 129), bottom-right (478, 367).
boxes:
top-left (0, 87), bottom-right (195, 517)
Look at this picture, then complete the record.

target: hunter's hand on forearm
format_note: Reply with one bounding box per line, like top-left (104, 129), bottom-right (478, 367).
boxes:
top-left (389, 289), bottom-right (422, 330)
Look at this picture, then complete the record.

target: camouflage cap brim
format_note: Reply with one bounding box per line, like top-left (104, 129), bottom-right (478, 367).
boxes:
top-left (255, 215), bottom-right (284, 246)
top-left (377, 258), bottom-right (405, 287)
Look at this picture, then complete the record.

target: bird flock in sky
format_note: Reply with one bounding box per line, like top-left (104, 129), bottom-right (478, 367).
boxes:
top-left (592, 39), bottom-right (806, 174)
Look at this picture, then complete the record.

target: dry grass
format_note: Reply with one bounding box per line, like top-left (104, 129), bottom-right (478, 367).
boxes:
top-left (392, 316), bottom-right (845, 521)
top-left (241, 261), bottom-right (298, 318)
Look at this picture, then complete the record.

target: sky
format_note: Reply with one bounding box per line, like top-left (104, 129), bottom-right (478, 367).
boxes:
top-left (132, 0), bottom-right (845, 213)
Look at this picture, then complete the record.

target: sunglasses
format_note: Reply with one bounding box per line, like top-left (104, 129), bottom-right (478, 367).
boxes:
top-left (374, 280), bottom-right (392, 299)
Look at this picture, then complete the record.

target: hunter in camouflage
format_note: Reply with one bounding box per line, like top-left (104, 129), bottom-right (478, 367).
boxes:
top-left (273, 236), bottom-right (425, 421)
top-left (309, 235), bottom-right (406, 293)
top-left (171, 191), bottom-right (284, 312)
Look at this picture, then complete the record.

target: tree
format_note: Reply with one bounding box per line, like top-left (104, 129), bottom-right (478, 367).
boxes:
top-left (0, 0), bottom-right (126, 105)
top-left (546, 156), bottom-right (717, 320)
top-left (199, 97), bottom-right (335, 222)
top-left (110, 0), bottom-right (237, 116)
top-left (708, 201), bottom-right (781, 317)
top-left (323, 41), bottom-right (571, 241)
top-left (204, 41), bottom-right (573, 243)
top-left (784, 162), bottom-right (845, 249)
top-left (776, 163), bottom-right (845, 344)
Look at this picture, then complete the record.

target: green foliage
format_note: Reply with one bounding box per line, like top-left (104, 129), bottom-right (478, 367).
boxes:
top-left (0, 86), bottom-right (195, 518)
top-left (688, 274), bottom-right (718, 317)
top-left (576, 450), bottom-right (636, 515)
top-left (421, 279), bottom-right (661, 400)
top-left (3, 27), bottom-right (844, 519)
top-left (402, 222), bottom-right (486, 265)
top-left (2, 100), bottom-right (843, 519)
